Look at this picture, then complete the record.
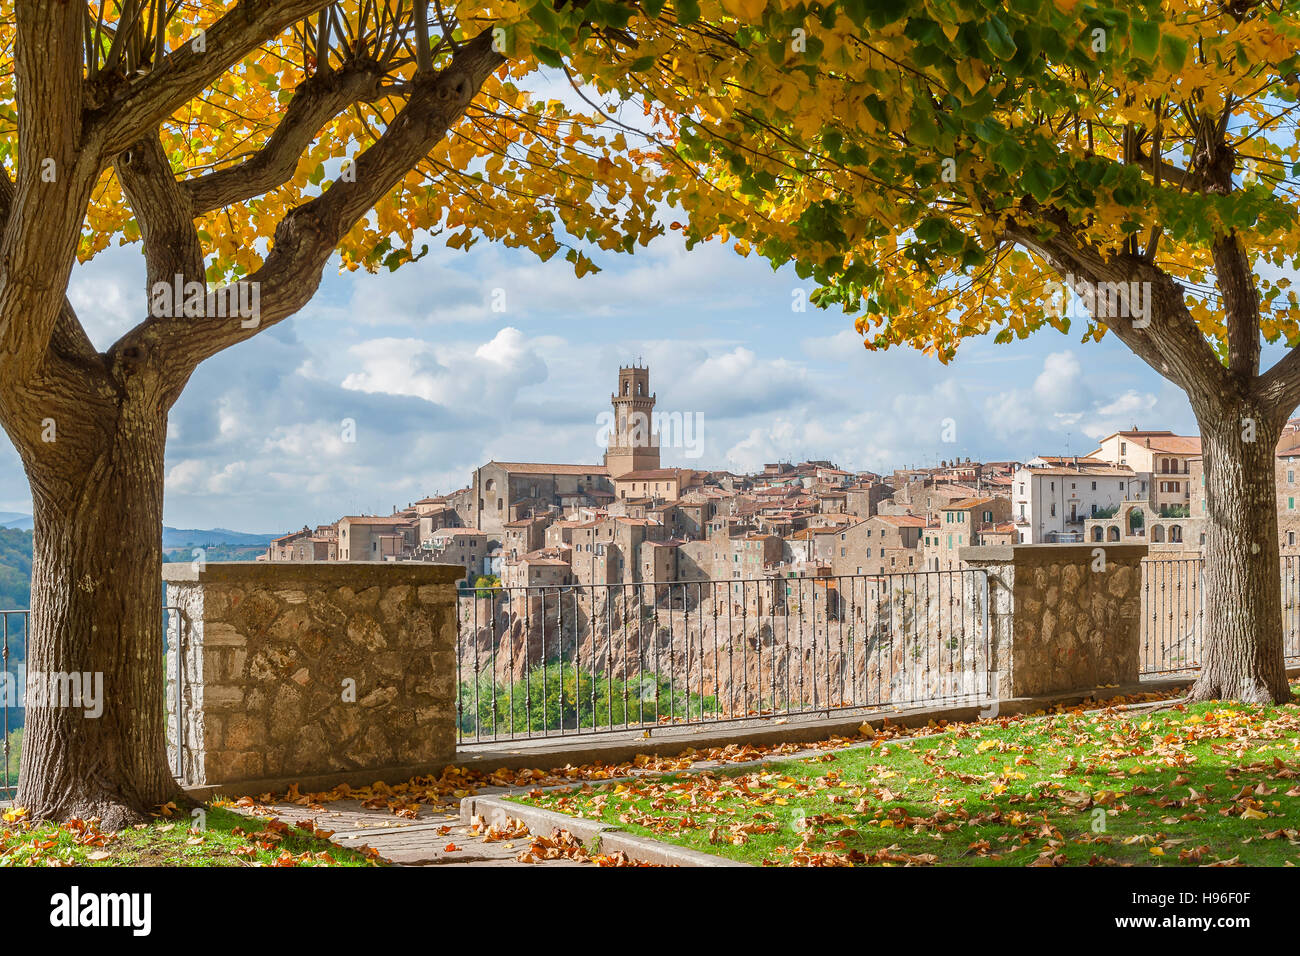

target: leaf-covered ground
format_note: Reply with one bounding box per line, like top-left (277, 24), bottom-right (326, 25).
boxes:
top-left (0, 803), bottom-right (380, 867)
top-left (513, 691), bottom-right (1300, 866)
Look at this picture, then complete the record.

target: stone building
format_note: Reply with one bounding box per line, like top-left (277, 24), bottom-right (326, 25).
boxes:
top-left (604, 363), bottom-right (661, 478)
top-left (470, 461), bottom-right (611, 536)
top-left (426, 528), bottom-right (489, 583)
top-left (336, 516), bottom-right (417, 561)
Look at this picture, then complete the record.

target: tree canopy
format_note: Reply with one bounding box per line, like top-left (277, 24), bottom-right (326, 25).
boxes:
top-left (561, 0), bottom-right (1300, 419)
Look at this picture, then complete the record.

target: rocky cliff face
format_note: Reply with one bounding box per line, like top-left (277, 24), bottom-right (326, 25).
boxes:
top-left (457, 579), bottom-right (989, 731)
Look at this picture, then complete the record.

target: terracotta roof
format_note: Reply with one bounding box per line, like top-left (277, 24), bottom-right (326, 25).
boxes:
top-left (339, 516), bottom-right (415, 526)
top-left (1021, 466), bottom-right (1136, 477)
top-left (1141, 435), bottom-right (1202, 455)
top-left (1032, 455), bottom-right (1107, 467)
top-left (614, 468), bottom-right (693, 481)
top-left (946, 497), bottom-right (996, 508)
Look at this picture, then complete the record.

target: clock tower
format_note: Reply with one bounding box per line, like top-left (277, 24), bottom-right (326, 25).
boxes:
top-left (604, 363), bottom-right (660, 478)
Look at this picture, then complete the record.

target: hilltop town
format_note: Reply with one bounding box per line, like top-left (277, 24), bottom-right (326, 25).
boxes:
top-left (262, 364), bottom-right (1300, 588)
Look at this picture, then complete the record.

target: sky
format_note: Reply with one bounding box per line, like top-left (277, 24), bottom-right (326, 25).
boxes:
top-left (0, 224), bottom-right (1241, 534)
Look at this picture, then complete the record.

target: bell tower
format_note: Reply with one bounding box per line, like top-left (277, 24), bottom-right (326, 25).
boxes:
top-left (605, 363), bottom-right (660, 478)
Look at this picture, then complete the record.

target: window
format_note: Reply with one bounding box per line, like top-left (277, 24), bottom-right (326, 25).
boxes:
top-left (1091, 481), bottom-right (1097, 490)
top-left (1050, 503), bottom-right (1056, 516)
top-left (1120, 441), bottom-right (1127, 455)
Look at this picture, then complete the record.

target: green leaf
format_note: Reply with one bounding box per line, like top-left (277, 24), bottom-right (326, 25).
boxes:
top-left (992, 137), bottom-right (1027, 175)
top-left (533, 44), bottom-right (564, 68)
top-left (1023, 164), bottom-right (1056, 202)
top-left (1160, 33), bottom-right (1189, 71)
top-left (676, 0), bottom-right (701, 25)
top-left (866, 0), bottom-right (909, 29)
top-left (982, 18), bottom-right (1017, 60)
top-left (1130, 21), bottom-right (1159, 61)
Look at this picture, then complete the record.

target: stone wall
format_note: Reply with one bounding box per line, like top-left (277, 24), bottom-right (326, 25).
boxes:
top-left (961, 543), bottom-right (1146, 697)
top-left (164, 561), bottom-right (463, 794)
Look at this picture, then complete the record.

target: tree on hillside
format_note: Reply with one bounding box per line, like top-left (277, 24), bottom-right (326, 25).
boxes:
top-left (0, 0), bottom-right (662, 825)
top-left (578, 0), bottom-right (1300, 703)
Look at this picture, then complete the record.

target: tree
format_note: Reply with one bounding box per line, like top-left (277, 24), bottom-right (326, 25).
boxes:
top-left (577, 0), bottom-right (1300, 703)
top-left (0, 1), bottom-right (662, 826)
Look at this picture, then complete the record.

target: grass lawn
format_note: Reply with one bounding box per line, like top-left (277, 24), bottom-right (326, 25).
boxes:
top-left (0, 802), bottom-right (380, 867)
top-left (512, 690), bottom-right (1300, 866)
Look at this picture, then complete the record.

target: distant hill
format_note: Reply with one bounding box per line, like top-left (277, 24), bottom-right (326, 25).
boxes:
top-left (0, 524), bottom-right (273, 611)
top-left (0, 528), bottom-right (32, 610)
top-left (0, 512), bottom-right (32, 531)
top-left (0, 514), bottom-right (278, 547)
top-left (161, 527), bottom-right (278, 548)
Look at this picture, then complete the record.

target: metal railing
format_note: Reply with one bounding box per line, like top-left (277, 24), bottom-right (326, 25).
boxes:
top-left (456, 570), bottom-right (991, 743)
top-left (0, 606), bottom-right (188, 799)
top-left (1, 610), bottom-right (26, 798)
top-left (1139, 555), bottom-right (1300, 676)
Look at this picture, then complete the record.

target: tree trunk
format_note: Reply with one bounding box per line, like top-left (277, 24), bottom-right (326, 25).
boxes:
top-left (15, 400), bottom-right (178, 827)
top-left (1190, 410), bottom-right (1292, 704)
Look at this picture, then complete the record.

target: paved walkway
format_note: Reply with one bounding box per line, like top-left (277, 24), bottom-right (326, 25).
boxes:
top-left (238, 793), bottom-right (591, 867)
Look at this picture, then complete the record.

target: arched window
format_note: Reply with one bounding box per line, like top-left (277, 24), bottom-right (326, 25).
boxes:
top-left (1106, 526), bottom-right (1120, 541)
top-left (1091, 526), bottom-right (1104, 542)
top-left (1170, 525), bottom-right (1182, 543)
top-left (1151, 525), bottom-right (1165, 543)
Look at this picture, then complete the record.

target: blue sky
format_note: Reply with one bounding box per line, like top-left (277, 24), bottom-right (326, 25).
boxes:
top-left (0, 224), bottom-right (1223, 534)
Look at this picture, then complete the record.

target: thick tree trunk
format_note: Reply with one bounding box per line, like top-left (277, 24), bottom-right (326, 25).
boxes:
top-left (15, 401), bottom-right (178, 827)
top-left (1190, 410), bottom-right (1292, 704)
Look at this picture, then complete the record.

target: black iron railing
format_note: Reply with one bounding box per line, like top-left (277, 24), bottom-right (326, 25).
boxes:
top-left (0, 606), bottom-right (189, 799)
top-left (456, 570), bottom-right (992, 743)
top-left (1139, 555), bottom-right (1300, 676)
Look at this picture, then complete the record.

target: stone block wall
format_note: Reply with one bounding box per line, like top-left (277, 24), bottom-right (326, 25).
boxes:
top-left (163, 562), bottom-right (464, 794)
top-left (960, 544), bottom-right (1146, 698)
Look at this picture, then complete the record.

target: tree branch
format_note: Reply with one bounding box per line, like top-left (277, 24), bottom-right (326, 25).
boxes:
top-left (181, 64), bottom-right (388, 215)
top-left (90, 0), bottom-right (336, 158)
top-left (0, 1), bottom-right (101, 389)
top-left (1003, 212), bottom-right (1231, 404)
top-left (117, 29), bottom-right (505, 397)
top-left (111, 134), bottom-right (205, 399)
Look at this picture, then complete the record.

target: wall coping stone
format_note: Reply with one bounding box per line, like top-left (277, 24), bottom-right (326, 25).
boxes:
top-left (162, 561), bottom-right (465, 586)
top-left (959, 543), bottom-right (1149, 565)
